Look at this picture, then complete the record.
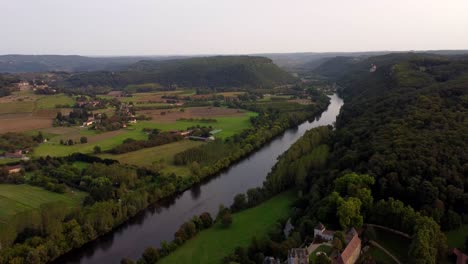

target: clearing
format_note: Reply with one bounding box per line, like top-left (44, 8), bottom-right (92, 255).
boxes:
top-left (157, 191), bottom-right (295, 264)
top-left (374, 229), bottom-right (410, 262)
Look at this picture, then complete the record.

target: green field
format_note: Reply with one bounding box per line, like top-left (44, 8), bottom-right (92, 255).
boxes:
top-left (368, 246), bottom-right (398, 264)
top-left (99, 140), bottom-right (204, 175)
top-left (374, 229), bottom-right (410, 262)
top-left (33, 112), bottom-right (256, 157)
top-left (0, 158), bottom-right (22, 165)
top-left (36, 94), bottom-right (75, 109)
top-left (0, 184), bottom-right (85, 226)
top-left (446, 224), bottom-right (468, 249)
top-left (158, 192), bottom-right (295, 264)
top-left (309, 244), bottom-right (333, 263)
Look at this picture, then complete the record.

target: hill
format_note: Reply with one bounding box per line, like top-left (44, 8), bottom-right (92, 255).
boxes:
top-left (63, 56), bottom-right (296, 89)
top-left (0, 55), bottom-right (190, 73)
top-left (327, 53), bottom-right (467, 226)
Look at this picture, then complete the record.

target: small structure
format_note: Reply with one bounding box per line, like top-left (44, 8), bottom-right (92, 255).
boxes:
top-left (6, 165), bottom-right (22, 174)
top-left (287, 248), bottom-right (309, 264)
top-left (369, 64), bottom-right (377, 73)
top-left (314, 222), bottom-right (335, 241)
top-left (82, 117), bottom-right (95, 127)
top-left (188, 136), bottom-right (214, 142)
top-left (128, 118), bottom-right (137, 124)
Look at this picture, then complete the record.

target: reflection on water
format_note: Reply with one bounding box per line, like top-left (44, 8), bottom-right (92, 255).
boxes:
top-left (59, 94), bottom-right (343, 264)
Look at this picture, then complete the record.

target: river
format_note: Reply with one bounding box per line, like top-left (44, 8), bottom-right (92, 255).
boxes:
top-left (59, 94), bottom-right (343, 264)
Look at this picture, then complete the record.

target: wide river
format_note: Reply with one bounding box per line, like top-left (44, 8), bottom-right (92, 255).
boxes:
top-left (59, 94), bottom-right (343, 264)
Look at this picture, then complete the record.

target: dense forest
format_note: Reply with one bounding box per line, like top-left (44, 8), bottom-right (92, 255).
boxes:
top-left (324, 53), bottom-right (467, 226)
top-left (63, 56), bottom-right (296, 89)
top-left (219, 53), bottom-right (467, 264)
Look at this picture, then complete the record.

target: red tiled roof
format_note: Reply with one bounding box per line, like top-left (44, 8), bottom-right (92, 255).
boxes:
top-left (337, 234), bottom-right (361, 264)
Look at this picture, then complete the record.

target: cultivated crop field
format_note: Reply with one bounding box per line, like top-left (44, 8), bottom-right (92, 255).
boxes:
top-left (0, 91), bottom-right (75, 133)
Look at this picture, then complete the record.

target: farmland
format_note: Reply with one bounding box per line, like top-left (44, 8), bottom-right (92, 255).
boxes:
top-left (33, 109), bottom-right (256, 157)
top-left (157, 192), bottom-right (295, 264)
top-left (98, 140), bottom-right (204, 175)
top-left (0, 184), bottom-right (85, 228)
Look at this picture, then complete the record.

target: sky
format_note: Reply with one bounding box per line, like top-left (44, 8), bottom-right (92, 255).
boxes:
top-left (1, 0), bottom-right (468, 56)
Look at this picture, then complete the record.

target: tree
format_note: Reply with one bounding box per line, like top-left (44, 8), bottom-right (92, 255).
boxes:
top-left (231, 194), bottom-right (247, 212)
top-left (332, 237), bottom-right (343, 252)
top-left (200, 212), bottom-right (213, 228)
top-left (80, 136), bottom-right (88, 144)
top-left (337, 197), bottom-right (363, 229)
top-left (121, 258), bottom-right (135, 264)
top-left (140, 247), bottom-right (160, 264)
top-left (93, 145), bottom-right (101, 154)
top-left (221, 211), bottom-right (233, 228)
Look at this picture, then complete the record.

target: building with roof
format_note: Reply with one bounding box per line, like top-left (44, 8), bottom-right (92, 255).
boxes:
top-left (287, 248), bottom-right (309, 264)
top-left (333, 230), bottom-right (361, 264)
top-left (4, 150), bottom-right (24, 159)
top-left (314, 222), bottom-right (335, 241)
top-left (6, 165), bottom-right (22, 174)
top-left (313, 223), bottom-right (362, 264)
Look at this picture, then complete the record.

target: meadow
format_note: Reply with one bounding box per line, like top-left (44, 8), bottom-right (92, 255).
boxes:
top-left (374, 229), bottom-right (410, 262)
top-left (98, 140), bottom-right (204, 175)
top-left (157, 191), bottom-right (295, 264)
top-left (0, 184), bottom-right (85, 227)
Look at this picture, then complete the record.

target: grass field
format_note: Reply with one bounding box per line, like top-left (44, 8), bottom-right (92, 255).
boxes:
top-left (99, 140), bottom-right (204, 175)
top-left (374, 229), bottom-right (410, 262)
top-left (0, 158), bottom-right (22, 165)
top-left (309, 244), bottom-right (333, 263)
top-left (158, 192), bottom-right (296, 264)
top-left (446, 224), bottom-right (468, 249)
top-left (33, 112), bottom-right (255, 157)
top-left (368, 246), bottom-right (398, 264)
top-left (36, 94), bottom-right (75, 109)
top-left (0, 184), bottom-right (85, 226)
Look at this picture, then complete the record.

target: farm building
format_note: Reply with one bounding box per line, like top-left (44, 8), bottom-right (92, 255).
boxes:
top-left (6, 165), bottom-right (22, 174)
top-left (313, 223), bottom-right (362, 264)
top-left (188, 136), bottom-right (215, 142)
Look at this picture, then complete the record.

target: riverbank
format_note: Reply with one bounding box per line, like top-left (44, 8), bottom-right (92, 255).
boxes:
top-left (157, 191), bottom-right (295, 264)
top-left (47, 95), bottom-right (341, 264)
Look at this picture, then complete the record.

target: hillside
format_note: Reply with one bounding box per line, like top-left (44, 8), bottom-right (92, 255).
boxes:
top-left (328, 53), bottom-right (467, 226)
top-left (64, 56), bottom-right (296, 89)
top-left (0, 55), bottom-right (190, 73)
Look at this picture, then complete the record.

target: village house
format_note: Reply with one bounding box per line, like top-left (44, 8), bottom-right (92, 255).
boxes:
top-left (314, 222), bottom-right (335, 241)
top-left (6, 165), bottom-right (22, 174)
top-left (82, 117), bottom-right (95, 127)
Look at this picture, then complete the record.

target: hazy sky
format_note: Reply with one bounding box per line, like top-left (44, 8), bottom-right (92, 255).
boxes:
top-left (2, 0), bottom-right (468, 55)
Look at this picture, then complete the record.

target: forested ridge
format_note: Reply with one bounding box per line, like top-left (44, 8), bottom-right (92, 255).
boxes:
top-left (326, 53), bottom-right (467, 227)
top-left (63, 56), bottom-right (296, 89)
